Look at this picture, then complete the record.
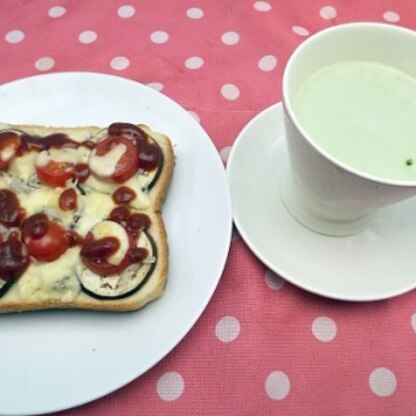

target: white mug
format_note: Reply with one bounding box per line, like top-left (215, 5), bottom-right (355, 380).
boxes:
top-left (281, 22), bottom-right (416, 236)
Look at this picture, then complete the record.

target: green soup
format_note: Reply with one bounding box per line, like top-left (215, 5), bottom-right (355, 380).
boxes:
top-left (293, 61), bottom-right (416, 181)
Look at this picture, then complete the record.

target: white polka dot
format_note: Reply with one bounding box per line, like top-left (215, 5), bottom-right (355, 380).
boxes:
top-left (220, 146), bottom-right (232, 163)
top-left (265, 269), bottom-right (285, 291)
top-left (35, 57), bottom-right (55, 72)
top-left (215, 316), bottom-right (240, 343)
top-left (188, 111), bottom-right (200, 123)
top-left (292, 26), bottom-right (310, 36)
top-left (150, 31), bottom-right (169, 44)
top-left (110, 56), bottom-right (130, 71)
top-left (258, 55), bottom-right (277, 72)
top-left (383, 11), bottom-right (400, 23)
top-left (147, 82), bottom-right (164, 92)
top-left (411, 313), bottom-right (416, 332)
top-left (157, 371), bottom-right (184, 401)
top-left (312, 316), bottom-right (337, 342)
top-left (221, 84), bottom-right (240, 101)
top-left (254, 1), bottom-right (272, 12)
top-left (221, 31), bottom-right (240, 45)
top-left (78, 31), bottom-right (97, 44)
top-left (369, 368), bottom-right (397, 397)
top-left (186, 7), bottom-right (204, 19)
top-left (185, 56), bottom-right (204, 70)
top-left (118, 5), bottom-right (136, 18)
top-left (320, 6), bottom-right (337, 19)
top-left (265, 371), bottom-right (290, 400)
top-left (5, 30), bottom-right (24, 44)
top-left (48, 6), bottom-right (66, 18)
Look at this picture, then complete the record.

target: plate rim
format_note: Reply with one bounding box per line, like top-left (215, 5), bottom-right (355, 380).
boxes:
top-left (0, 71), bottom-right (233, 415)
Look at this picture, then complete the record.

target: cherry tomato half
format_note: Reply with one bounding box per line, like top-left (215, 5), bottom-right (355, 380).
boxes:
top-left (0, 132), bottom-right (20, 170)
top-left (26, 221), bottom-right (70, 262)
top-left (36, 160), bottom-right (75, 187)
top-left (91, 136), bottom-right (138, 183)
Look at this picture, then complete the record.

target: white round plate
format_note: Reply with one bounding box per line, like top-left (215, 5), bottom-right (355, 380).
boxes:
top-left (227, 102), bottom-right (416, 302)
top-left (0, 73), bottom-right (232, 415)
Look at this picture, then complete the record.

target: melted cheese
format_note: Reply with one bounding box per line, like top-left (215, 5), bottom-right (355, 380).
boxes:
top-left (74, 191), bottom-right (116, 236)
top-left (88, 143), bottom-right (127, 177)
top-left (84, 174), bottom-right (151, 209)
top-left (8, 152), bottom-right (38, 182)
top-left (15, 247), bottom-right (81, 302)
top-left (17, 187), bottom-right (75, 228)
top-left (1, 144), bottom-right (16, 162)
top-left (36, 147), bottom-right (90, 167)
top-left (0, 173), bottom-right (10, 189)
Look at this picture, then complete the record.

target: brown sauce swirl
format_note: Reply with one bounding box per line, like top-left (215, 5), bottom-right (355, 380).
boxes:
top-left (112, 186), bottom-right (136, 205)
top-left (21, 213), bottom-right (48, 242)
top-left (59, 188), bottom-right (77, 211)
top-left (81, 236), bottom-right (120, 261)
top-left (0, 232), bottom-right (30, 279)
top-left (0, 190), bottom-right (25, 227)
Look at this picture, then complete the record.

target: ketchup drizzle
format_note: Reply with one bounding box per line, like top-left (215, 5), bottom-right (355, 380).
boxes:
top-left (18, 133), bottom-right (93, 154)
top-left (21, 213), bottom-right (49, 242)
top-left (59, 188), bottom-right (77, 211)
top-left (0, 232), bottom-right (29, 279)
top-left (0, 190), bottom-right (25, 227)
top-left (74, 163), bottom-right (90, 183)
top-left (112, 186), bottom-right (136, 205)
top-left (80, 236), bottom-right (120, 262)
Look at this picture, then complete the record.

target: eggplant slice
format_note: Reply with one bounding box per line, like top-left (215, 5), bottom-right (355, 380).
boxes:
top-left (145, 137), bottom-right (164, 191)
top-left (79, 230), bottom-right (157, 300)
top-left (0, 278), bottom-right (15, 298)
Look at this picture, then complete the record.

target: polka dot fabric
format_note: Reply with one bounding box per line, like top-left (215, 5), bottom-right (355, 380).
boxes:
top-left (1, 1), bottom-right (416, 415)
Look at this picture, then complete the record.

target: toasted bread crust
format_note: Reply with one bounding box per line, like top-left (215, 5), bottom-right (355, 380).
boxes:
top-left (0, 123), bottom-right (174, 312)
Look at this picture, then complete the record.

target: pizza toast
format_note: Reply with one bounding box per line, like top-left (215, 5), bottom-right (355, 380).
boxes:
top-left (0, 122), bottom-right (174, 312)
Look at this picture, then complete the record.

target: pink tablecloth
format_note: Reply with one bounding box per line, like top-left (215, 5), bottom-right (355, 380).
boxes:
top-left (1, 1), bottom-right (416, 415)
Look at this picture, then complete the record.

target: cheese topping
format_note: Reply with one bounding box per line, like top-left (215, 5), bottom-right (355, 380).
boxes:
top-left (88, 143), bottom-right (127, 177)
top-left (90, 220), bottom-right (129, 266)
top-left (13, 247), bottom-right (81, 302)
top-left (74, 192), bottom-right (116, 236)
top-left (1, 144), bottom-right (16, 162)
top-left (83, 174), bottom-right (152, 210)
top-left (18, 187), bottom-right (76, 228)
top-left (36, 147), bottom-right (90, 167)
top-left (8, 152), bottom-right (38, 182)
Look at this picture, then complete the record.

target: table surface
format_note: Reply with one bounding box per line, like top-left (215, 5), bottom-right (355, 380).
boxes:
top-left (1, 1), bottom-right (416, 415)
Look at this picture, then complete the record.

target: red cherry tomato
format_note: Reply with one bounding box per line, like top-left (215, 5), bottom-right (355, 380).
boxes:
top-left (0, 132), bottom-right (20, 170)
top-left (36, 160), bottom-right (75, 187)
top-left (92, 136), bottom-right (138, 183)
top-left (26, 221), bottom-right (70, 262)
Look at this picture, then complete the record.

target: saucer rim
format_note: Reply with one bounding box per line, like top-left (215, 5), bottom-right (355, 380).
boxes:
top-left (227, 102), bottom-right (416, 302)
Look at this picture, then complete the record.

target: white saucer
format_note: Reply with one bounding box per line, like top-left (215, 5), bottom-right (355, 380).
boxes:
top-left (227, 102), bottom-right (416, 301)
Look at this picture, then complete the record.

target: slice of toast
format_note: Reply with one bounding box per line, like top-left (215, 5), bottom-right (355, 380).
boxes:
top-left (0, 122), bottom-right (174, 312)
